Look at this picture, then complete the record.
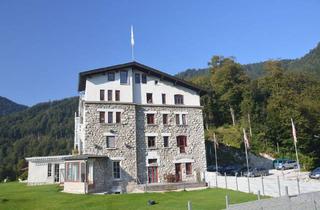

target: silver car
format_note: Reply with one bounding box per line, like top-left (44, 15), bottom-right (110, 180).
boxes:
top-left (276, 160), bottom-right (298, 170)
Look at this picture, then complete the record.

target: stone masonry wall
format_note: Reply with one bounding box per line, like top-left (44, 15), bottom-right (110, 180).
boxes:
top-left (83, 102), bottom-right (137, 192)
top-left (136, 105), bottom-right (207, 184)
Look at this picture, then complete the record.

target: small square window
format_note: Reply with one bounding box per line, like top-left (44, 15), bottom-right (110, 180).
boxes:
top-left (135, 73), bottom-right (140, 83)
top-left (142, 74), bottom-right (147, 84)
top-left (147, 114), bottom-right (155, 124)
top-left (108, 72), bottom-right (115, 81)
top-left (106, 136), bottom-right (115, 148)
top-left (163, 136), bottom-right (169, 147)
top-left (148, 136), bottom-right (156, 148)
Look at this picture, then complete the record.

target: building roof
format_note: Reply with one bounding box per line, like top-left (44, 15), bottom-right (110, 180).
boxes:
top-left (78, 61), bottom-right (207, 95)
top-left (65, 154), bottom-right (108, 161)
top-left (25, 155), bottom-right (72, 162)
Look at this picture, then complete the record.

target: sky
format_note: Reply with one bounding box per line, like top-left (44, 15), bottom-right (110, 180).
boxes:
top-left (0, 0), bottom-right (320, 106)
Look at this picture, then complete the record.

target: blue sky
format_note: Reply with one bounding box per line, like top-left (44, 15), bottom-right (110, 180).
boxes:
top-left (0, 0), bottom-right (319, 106)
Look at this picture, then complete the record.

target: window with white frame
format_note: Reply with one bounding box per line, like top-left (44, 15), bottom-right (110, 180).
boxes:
top-left (120, 71), bottom-right (128, 84)
top-left (175, 114), bottom-right (187, 125)
top-left (47, 163), bottom-right (52, 177)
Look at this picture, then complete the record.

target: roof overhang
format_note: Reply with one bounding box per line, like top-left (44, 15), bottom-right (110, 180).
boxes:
top-left (65, 154), bottom-right (108, 161)
top-left (78, 61), bottom-right (207, 96)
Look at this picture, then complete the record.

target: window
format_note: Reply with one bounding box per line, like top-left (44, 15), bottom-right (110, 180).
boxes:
top-left (174, 94), bottom-right (184, 105)
top-left (162, 94), bottom-right (166, 104)
top-left (81, 162), bottom-right (86, 182)
top-left (106, 136), bottom-right (115, 148)
top-left (148, 159), bottom-right (157, 164)
top-left (113, 161), bottom-right (120, 179)
top-left (147, 114), bottom-right (155, 124)
top-left (108, 112), bottom-right (113, 123)
top-left (99, 112), bottom-right (105, 123)
top-left (142, 74), bottom-right (147, 83)
top-left (186, 163), bottom-right (192, 175)
top-left (176, 114), bottom-right (187, 125)
top-left (182, 114), bottom-right (187, 125)
top-left (108, 90), bottom-right (112, 101)
top-left (155, 80), bottom-right (158, 85)
top-left (47, 163), bottom-right (52, 177)
top-left (163, 136), bottom-right (169, 147)
top-left (116, 112), bottom-right (121, 123)
top-left (146, 93), bottom-right (153, 104)
top-left (148, 136), bottom-right (156, 148)
top-left (115, 90), bottom-right (120, 101)
top-left (100, 90), bottom-right (105, 101)
top-left (163, 114), bottom-right (168, 125)
top-left (135, 73), bottom-right (140, 83)
top-left (108, 72), bottom-right (115, 81)
top-left (175, 114), bottom-right (180, 125)
top-left (120, 71), bottom-right (128, 84)
top-left (177, 136), bottom-right (187, 153)
top-left (66, 162), bottom-right (80, 182)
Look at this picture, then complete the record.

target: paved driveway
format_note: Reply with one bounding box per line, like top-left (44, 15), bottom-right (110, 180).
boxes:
top-left (205, 169), bottom-right (320, 197)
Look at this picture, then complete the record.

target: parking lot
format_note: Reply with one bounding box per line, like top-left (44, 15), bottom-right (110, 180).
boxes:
top-left (205, 169), bottom-right (320, 197)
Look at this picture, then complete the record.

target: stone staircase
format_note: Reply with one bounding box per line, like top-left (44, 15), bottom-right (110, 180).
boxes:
top-left (136, 182), bottom-right (207, 192)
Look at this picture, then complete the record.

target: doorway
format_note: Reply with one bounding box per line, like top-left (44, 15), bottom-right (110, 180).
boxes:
top-left (175, 163), bottom-right (182, 182)
top-left (54, 164), bottom-right (60, 183)
top-left (148, 166), bottom-right (158, 183)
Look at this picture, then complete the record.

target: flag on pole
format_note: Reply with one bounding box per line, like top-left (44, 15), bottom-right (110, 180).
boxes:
top-left (213, 133), bottom-right (219, 148)
top-left (291, 118), bottom-right (297, 144)
top-left (243, 128), bottom-right (250, 149)
top-left (130, 25), bottom-right (135, 46)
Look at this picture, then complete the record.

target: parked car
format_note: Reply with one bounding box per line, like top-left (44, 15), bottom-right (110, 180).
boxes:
top-left (276, 160), bottom-right (298, 170)
top-left (207, 165), bottom-right (224, 173)
top-left (309, 167), bottom-right (320, 179)
top-left (243, 167), bottom-right (269, 177)
top-left (273, 158), bottom-right (289, 169)
top-left (222, 165), bottom-right (243, 176)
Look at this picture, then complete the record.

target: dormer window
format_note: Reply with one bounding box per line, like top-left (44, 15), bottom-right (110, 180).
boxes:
top-left (108, 72), bottom-right (115, 81)
top-left (120, 71), bottom-right (128, 84)
top-left (174, 94), bottom-right (184, 105)
top-left (146, 93), bottom-right (153, 104)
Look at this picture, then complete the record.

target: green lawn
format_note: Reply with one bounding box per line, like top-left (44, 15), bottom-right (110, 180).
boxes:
top-left (0, 182), bottom-right (260, 210)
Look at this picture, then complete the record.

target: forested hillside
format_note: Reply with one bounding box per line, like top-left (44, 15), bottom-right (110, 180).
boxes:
top-left (0, 97), bottom-right (77, 180)
top-left (0, 96), bottom-right (28, 116)
top-left (195, 56), bottom-right (320, 170)
top-left (176, 43), bottom-right (320, 80)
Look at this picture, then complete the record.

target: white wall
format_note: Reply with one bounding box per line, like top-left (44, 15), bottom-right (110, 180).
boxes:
top-left (133, 70), bottom-right (200, 106)
top-left (85, 67), bottom-right (133, 102)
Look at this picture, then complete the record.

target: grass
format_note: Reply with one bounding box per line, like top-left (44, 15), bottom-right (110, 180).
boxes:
top-left (0, 182), bottom-right (261, 210)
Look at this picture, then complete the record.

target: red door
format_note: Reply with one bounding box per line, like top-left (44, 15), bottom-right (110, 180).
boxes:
top-left (175, 163), bottom-right (182, 182)
top-left (148, 166), bottom-right (158, 183)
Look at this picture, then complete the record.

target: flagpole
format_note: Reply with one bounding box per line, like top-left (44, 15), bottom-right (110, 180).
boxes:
top-left (130, 25), bottom-right (135, 61)
top-left (243, 128), bottom-right (250, 193)
top-left (214, 133), bottom-right (218, 187)
top-left (291, 118), bottom-right (301, 177)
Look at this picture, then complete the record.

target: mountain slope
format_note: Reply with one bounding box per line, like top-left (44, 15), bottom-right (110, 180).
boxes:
top-left (0, 96), bottom-right (28, 116)
top-left (0, 97), bottom-right (78, 180)
top-left (176, 42), bottom-right (320, 80)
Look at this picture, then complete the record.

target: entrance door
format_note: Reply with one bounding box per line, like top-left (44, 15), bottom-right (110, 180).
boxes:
top-left (175, 163), bottom-right (182, 182)
top-left (148, 166), bottom-right (158, 183)
top-left (54, 164), bottom-right (60, 183)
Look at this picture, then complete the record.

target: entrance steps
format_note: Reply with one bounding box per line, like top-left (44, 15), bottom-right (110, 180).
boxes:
top-left (136, 182), bottom-right (207, 192)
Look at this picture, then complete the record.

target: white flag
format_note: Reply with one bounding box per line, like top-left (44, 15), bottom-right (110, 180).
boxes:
top-left (291, 118), bottom-right (297, 144)
top-left (243, 128), bottom-right (250, 149)
top-left (131, 25), bottom-right (134, 46)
